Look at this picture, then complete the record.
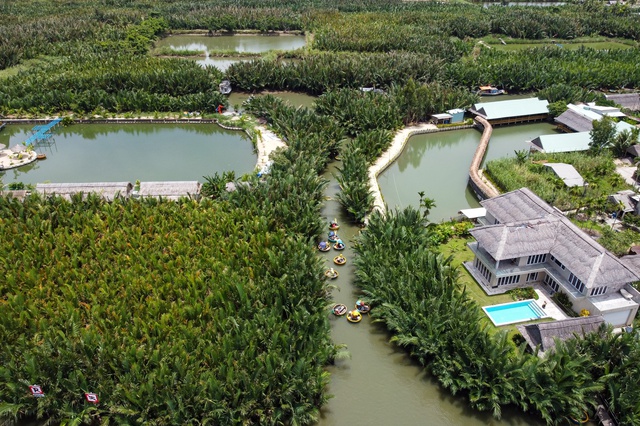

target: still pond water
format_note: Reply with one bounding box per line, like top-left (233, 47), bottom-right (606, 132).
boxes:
top-left (378, 122), bottom-right (559, 222)
top-left (0, 123), bottom-right (255, 185)
top-left (155, 34), bottom-right (307, 70)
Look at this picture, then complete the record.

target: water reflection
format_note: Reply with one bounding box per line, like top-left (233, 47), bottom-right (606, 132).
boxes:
top-left (379, 123), bottom-right (558, 222)
top-left (0, 123), bottom-right (255, 185)
top-left (155, 34), bottom-right (307, 54)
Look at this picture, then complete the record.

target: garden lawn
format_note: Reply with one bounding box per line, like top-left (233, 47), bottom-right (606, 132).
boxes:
top-left (485, 151), bottom-right (632, 211)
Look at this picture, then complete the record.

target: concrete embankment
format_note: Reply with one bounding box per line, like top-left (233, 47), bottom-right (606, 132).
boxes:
top-left (468, 116), bottom-right (500, 200)
top-left (368, 123), bottom-right (438, 215)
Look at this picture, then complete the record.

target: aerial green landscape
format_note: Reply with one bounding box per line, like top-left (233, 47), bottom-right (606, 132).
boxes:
top-left (2, 0), bottom-right (640, 425)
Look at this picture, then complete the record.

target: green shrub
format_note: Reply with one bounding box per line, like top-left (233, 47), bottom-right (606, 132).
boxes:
top-left (507, 287), bottom-right (538, 301)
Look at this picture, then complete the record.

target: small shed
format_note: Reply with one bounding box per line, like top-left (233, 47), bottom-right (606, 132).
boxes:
top-left (626, 144), bottom-right (640, 159)
top-left (447, 108), bottom-right (465, 123)
top-left (529, 132), bottom-right (591, 153)
top-left (138, 181), bottom-right (201, 201)
top-left (35, 182), bottom-right (132, 201)
top-left (517, 316), bottom-right (605, 354)
top-left (543, 163), bottom-right (585, 187)
top-left (608, 189), bottom-right (640, 217)
top-left (431, 113), bottom-right (453, 124)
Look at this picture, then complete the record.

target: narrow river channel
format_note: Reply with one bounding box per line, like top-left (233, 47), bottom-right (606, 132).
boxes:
top-left (316, 162), bottom-right (541, 426)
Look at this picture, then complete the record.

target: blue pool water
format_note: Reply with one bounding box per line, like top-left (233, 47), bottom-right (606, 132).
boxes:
top-left (482, 299), bottom-right (547, 326)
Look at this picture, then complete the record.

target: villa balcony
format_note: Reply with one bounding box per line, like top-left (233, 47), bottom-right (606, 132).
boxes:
top-left (467, 242), bottom-right (585, 299)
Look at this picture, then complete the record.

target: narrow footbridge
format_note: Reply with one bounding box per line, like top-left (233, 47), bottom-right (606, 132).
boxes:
top-left (24, 118), bottom-right (62, 146)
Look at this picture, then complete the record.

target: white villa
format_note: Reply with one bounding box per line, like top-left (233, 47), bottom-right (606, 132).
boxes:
top-left (464, 188), bottom-right (640, 327)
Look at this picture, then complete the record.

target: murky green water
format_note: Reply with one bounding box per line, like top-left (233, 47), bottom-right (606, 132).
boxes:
top-left (0, 123), bottom-right (255, 185)
top-left (155, 34), bottom-right (306, 54)
top-left (317, 162), bottom-right (542, 426)
top-left (378, 122), bottom-right (559, 222)
top-left (228, 91), bottom-right (317, 111)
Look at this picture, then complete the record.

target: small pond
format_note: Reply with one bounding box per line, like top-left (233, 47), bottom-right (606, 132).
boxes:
top-left (377, 122), bottom-right (559, 222)
top-left (228, 91), bottom-right (317, 111)
top-left (155, 34), bottom-right (307, 54)
top-left (0, 123), bottom-right (255, 185)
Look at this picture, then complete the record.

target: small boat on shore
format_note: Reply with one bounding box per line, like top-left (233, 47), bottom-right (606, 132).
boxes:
top-left (347, 310), bottom-right (362, 323)
top-left (478, 85), bottom-right (506, 96)
top-left (36, 153), bottom-right (47, 160)
top-left (333, 239), bottom-right (345, 251)
top-left (356, 300), bottom-right (371, 314)
top-left (318, 241), bottom-right (331, 252)
top-left (333, 304), bottom-right (348, 316)
top-left (219, 80), bottom-right (232, 95)
top-left (334, 254), bottom-right (347, 265)
top-left (325, 268), bottom-right (339, 279)
top-left (329, 219), bottom-right (340, 230)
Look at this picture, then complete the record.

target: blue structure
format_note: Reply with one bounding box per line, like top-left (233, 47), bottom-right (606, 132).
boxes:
top-left (447, 108), bottom-right (465, 123)
top-left (24, 118), bottom-right (61, 146)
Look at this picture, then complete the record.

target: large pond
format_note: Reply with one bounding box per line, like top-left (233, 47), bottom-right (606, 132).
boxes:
top-left (378, 122), bottom-right (559, 222)
top-left (0, 123), bottom-right (255, 185)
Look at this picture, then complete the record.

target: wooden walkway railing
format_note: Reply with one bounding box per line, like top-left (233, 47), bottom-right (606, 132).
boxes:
top-left (468, 116), bottom-right (500, 200)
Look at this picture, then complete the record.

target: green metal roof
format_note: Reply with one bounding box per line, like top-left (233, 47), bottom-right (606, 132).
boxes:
top-left (474, 98), bottom-right (549, 120)
top-left (530, 132), bottom-right (591, 153)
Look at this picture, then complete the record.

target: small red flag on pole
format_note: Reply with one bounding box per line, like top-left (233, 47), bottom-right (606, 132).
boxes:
top-left (85, 393), bottom-right (99, 403)
top-left (29, 385), bottom-right (45, 398)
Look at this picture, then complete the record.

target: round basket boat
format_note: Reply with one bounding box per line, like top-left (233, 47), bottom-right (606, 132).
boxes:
top-left (333, 304), bottom-right (348, 316)
top-left (346, 310), bottom-right (362, 323)
top-left (318, 242), bottom-right (331, 252)
top-left (356, 301), bottom-right (371, 314)
top-left (333, 242), bottom-right (345, 251)
top-left (328, 234), bottom-right (339, 243)
top-left (36, 153), bottom-right (47, 160)
top-left (569, 412), bottom-right (589, 424)
top-left (329, 220), bottom-right (340, 231)
top-left (325, 269), bottom-right (339, 279)
top-left (333, 254), bottom-right (347, 265)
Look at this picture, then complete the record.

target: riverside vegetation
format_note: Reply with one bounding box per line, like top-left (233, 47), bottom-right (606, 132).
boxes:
top-left (2, 0), bottom-right (640, 424)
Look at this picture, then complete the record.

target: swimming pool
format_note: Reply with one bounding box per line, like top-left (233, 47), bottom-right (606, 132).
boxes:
top-left (482, 299), bottom-right (548, 326)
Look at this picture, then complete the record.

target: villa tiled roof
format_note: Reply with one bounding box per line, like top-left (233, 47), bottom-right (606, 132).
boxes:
top-left (517, 316), bottom-right (605, 353)
top-left (474, 188), bottom-right (640, 289)
top-left (480, 187), bottom-right (556, 223)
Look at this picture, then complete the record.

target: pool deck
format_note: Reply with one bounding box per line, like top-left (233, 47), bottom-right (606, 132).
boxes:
top-left (533, 286), bottom-right (568, 321)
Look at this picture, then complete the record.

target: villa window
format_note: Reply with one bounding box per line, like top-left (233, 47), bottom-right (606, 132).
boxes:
top-left (568, 273), bottom-right (586, 294)
top-left (527, 272), bottom-right (539, 282)
top-left (590, 286), bottom-right (608, 296)
top-left (550, 255), bottom-right (566, 270)
top-left (544, 275), bottom-right (559, 293)
top-left (475, 258), bottom-right (493, 283)
top-left (527, 254), bottom-right (547, 265)
top-left (497, 275), bottom-right (519, 286)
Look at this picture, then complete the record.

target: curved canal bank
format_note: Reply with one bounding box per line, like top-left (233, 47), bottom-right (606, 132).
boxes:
top-left (317, 161), bottom-right (540, 426)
